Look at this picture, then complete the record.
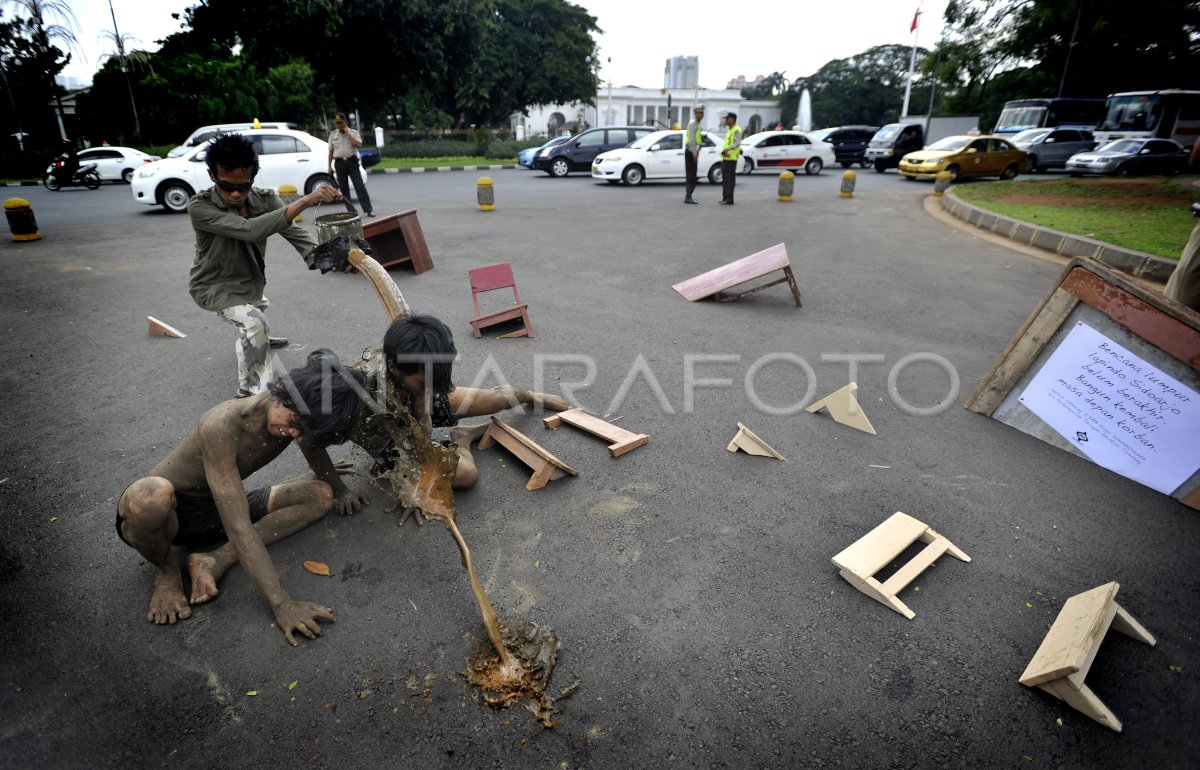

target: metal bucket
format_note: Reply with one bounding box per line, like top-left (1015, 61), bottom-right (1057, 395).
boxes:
top-left (314, 212), bottom-right (363, 244)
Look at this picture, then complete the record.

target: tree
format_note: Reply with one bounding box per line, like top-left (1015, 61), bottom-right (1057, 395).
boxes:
top-left (944, 0), bottom-right (1200, 102)
top-left (781, 44), bottom-right (933, 128)
top-left (0, 1), bottom-right (75, 152)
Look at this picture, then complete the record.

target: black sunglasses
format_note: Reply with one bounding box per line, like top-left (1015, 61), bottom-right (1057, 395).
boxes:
top-left (209, 172), bottom-right (254, 193)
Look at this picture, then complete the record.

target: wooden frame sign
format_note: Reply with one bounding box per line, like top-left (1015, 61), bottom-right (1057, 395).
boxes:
top-left (966, 257), bottom-right (1200, 511)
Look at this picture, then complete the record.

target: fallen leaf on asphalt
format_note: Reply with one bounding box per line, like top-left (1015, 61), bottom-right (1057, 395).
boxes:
top-left (1026, 602), bottom-right (1033, 608)
top-left (303, 560), bottom-right (331, 576)
top-left (288, 680), bottom-right (299, 691)
top-left (246, 690), bottom-right (258, 696)
top-left (1056, 718), bottom-right (1062, 726)
top-left (1169, 664), bottom-right (1184, 673)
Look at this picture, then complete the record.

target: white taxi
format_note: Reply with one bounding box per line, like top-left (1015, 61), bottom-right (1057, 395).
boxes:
top-left (591, 129), bottom-right (725, 185)
top-left (738, 130), bottom-right (836, 175)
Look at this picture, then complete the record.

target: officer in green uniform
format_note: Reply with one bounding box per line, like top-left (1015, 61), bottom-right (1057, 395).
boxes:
top-left (719, 112), bottom-right (743, 205)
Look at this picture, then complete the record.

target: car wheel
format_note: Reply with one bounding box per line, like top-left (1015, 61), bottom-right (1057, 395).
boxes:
top-left (840, 161), bottom-right (853, 169)
top-left (305, 173), bottom-right (335, 194)
top-left (1026, 155), bottom-right (1038, 173)
top-left (42, 174), bottom-right (61, 191)
top-left (859, 157), bottom-right (871, 168)
top-left (874, 161), bottom-right (887, 173)
top-left (122, 168), bottom-right (134, 184)
top-left (1000, 163), bottom-right (1019, 181)
top-left (945, 164), bottom-right (960, 182)
top-left (550, 158), bottom-right (571, 178)
top-left (805, 157), bottom-right (823, 175)
top-left (903, 175), bottom-right (917, 181)
top-left (739, 157), bottom-right (753, 175)
top-left (708, 163), bottom-right (724, 184)
top-left (1114, 164), bottom-right (1130, 177)
top-left (159, 181), bottom-right (195, 213)
top-left (621, 165), bottom-right (645, 185)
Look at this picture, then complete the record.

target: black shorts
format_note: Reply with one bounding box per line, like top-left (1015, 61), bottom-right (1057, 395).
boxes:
top-left (116, 486), bottom-right (272, 549)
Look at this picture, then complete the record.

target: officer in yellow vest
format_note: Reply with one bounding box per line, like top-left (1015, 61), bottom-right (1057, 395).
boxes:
top-left (719, 112), bottom-right (743, 205)
top-left (684, 105), bottom-right (705, 204)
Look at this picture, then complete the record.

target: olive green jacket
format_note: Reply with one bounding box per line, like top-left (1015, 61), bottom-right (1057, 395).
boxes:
top-left (187, 187), bottom-right (316, 312)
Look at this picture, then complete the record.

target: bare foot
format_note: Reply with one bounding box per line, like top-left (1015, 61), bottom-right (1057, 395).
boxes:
top-left (147, 566), bottom-right (191, 625)
top-left (449, 421), bottom-right (489, 448)
top-left (186, 551), bottom-right (226, 605)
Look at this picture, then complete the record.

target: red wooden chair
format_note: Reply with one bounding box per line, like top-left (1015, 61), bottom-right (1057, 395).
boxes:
top-left (468, 262), bottom-right (534, 338)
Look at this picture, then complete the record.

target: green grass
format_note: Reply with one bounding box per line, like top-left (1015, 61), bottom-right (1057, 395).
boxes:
top-left (953, 178), bottom-right (1196, 260)
top-left (377, 156), bottom-right (515, 169)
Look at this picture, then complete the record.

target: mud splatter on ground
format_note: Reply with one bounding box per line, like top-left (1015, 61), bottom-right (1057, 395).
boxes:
top-left (464, 620), bottom-right (578, 728)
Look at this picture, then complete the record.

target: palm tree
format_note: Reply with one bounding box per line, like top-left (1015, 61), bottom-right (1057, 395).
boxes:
top-left (99, 0), bottom-right (144, 135)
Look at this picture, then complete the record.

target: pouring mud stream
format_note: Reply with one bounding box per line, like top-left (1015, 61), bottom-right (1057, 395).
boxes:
top-left (348, 247), bottom-right (573, 724)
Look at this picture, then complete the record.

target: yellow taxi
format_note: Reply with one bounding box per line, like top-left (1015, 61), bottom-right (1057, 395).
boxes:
top-left (898, 135), bottom-right (1027, 181)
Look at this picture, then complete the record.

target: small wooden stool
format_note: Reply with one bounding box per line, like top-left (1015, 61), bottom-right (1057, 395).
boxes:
top-left (477, 417), bottom-right (577, 491)
top-left (543, 408), bottom-right (648, 457)
top-left (832, 511), bottom-right (971, 620)
top-left (1019, 582), bottom-right (1156, 732)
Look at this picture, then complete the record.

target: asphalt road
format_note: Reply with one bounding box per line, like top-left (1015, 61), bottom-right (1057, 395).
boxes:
top-left (1, 167), bottom-right (1197, 769)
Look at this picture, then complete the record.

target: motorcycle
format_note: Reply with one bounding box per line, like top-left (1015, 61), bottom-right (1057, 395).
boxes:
top-left (43, 160), bottom-right (102, 191)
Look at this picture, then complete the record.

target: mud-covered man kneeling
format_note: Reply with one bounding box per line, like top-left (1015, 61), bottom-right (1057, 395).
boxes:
top-left (116, 350), bottom-right (369, 646)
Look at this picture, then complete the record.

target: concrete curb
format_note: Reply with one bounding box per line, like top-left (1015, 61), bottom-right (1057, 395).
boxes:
top-left (940, 188), bottom-right (1178, 282)
top-left (366, 164), bottom-right (517, 174)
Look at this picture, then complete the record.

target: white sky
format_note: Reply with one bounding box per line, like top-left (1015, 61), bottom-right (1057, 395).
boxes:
top-left (59, 0), bottom-right (948, 89)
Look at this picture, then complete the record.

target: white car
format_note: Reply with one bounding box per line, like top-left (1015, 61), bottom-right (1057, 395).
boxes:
top-left (59, 146), bottom-right (160, 183)
top-left (132, 129), bottom-right (334, 213)
top-left (591, 129), bottom-right (725, 185)
top-left (738, 130), bottom-right (836, 175)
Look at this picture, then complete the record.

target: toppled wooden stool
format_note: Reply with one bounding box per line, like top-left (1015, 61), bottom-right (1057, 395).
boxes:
top-left (671, 242), bottom-right (802, 306)
top-left (477, 417), bottom-right (577, 491)
top-left (832, 511), bottom-right (970, 619)
top-left (1019, 582), bottom-right (1156, 732)
top-left (543, 408), bottom-right (648, 457)
top-left (361, 209), bottom-right (434, 273)
top-left (726, 422), bottom-right (785, 460)
top-left (147, 316), bottom-right (186, 338)
top-left (806, 382), bottom-right (877, 435)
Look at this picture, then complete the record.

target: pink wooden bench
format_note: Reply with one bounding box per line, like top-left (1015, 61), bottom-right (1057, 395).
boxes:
top-left (671, 243), bottom-right (801, 306)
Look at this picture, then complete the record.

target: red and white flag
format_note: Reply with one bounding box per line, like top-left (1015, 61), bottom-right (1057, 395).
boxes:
top-left (911, 7), bottom-right (922, 33)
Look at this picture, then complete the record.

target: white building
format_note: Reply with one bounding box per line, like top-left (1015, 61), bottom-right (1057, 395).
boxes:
top-left (511, 86), bottom-right (782, 140)
top-left (664, 56), bottom-right (699, 90)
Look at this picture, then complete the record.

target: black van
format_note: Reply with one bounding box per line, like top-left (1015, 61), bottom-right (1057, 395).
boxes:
top-left (535, 126), bottom-right (655, 177)
top-left (808, 125), bottom-right (880, 168)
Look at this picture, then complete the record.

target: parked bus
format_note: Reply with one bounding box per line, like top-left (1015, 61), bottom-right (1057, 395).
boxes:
top-left (1093, 90), bottom-right (1200, 150)
top-left (992, 98), bottom-right (1106, 135)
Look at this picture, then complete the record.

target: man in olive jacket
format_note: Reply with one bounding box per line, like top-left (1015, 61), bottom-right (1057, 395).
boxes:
top-left (188, 133), bottom-right (342, 397)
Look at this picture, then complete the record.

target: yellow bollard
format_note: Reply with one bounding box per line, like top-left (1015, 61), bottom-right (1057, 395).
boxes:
top-left (933, 170), bottom-right (952, 197)
top-left (4, 197), bottom-right (40, 241)
top-left (777, 170), bottom-right (795, 202)
top-left (278, 184), bottom-right (301, 221)
top-left (476, 176), bottom-right (495, 211)
top-left (840, 169), bottom-right (856, 198)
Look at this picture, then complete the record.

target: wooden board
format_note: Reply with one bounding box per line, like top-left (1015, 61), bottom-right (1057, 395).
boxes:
top-left (672, 243), bottom-right (801, 306)
top-left (966, 257), bottom-right (1200, 511)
